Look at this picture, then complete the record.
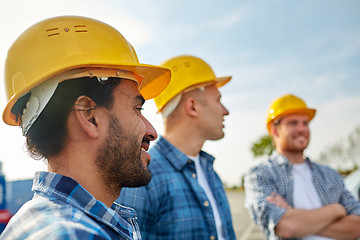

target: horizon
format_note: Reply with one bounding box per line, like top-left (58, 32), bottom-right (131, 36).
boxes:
top-left (1, 0), bottom-right (360, 186)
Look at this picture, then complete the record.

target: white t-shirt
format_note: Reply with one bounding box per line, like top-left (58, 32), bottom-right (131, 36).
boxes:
top-left (188, 155), bottom-right (225, 240)
top-left (292, 162), bottom-right (333, 240)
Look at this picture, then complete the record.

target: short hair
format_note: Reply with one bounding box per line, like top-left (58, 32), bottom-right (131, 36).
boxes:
top-left (164, 87), bottom-right (207, 125)
top-left (162, 86), bottom-right (206, 119)
top-left (12, 77), bottom-right (122, 159)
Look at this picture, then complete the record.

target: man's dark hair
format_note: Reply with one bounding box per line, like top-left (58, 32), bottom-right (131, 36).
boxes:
top-left (12, 77), bottom-right (122, 159)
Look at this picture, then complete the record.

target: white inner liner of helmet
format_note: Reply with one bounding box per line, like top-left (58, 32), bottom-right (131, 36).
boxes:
top-left (21, 68), bottom-right (141, 135)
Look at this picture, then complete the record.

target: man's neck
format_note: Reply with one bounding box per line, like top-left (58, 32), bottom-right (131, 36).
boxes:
top-left (48, 151), bottom-right (116, 207)
top-left (277, 149), bottom-right (305, 164)
top-left (163, 131), bottom-right (204, 156)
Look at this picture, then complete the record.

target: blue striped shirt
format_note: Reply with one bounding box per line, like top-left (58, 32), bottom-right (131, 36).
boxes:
top-left (0, 171), bottom-right (141, 240)
top-left (244, 151), bottom-right (360, 240)
top-left (117, 136), bottom-right (236, 240)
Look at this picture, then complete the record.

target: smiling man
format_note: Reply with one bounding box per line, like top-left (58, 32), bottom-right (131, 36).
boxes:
top-left (0, 16), bottom-right (170, 239)
top-left (244, 94), bottom-right (360, 240)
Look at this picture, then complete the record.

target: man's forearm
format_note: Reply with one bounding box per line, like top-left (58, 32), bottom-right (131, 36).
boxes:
top-left (317, 215), bottom-right (360, 239)
top-left (274, 203), bottom-right (346, 238)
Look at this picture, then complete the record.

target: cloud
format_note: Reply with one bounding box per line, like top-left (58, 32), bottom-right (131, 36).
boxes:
top-left (206, 11), bottom-right (246, 29)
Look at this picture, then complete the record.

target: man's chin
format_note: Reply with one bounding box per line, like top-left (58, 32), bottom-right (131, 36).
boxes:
top-left (290, 146), bottom-right (307, 153)
top-left (297, 143), bottom-right (308, 151)
top-left (208, 132), bottom-right (225, 141)
top-left (125, 173), bottom-right (151, 188)
top-left (143, 173), bottom-right (152, 186)
top-left (140, 151), bottom-right (152, 167)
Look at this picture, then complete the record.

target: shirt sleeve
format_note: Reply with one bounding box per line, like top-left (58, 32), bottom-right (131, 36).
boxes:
top-left (1, 208), bottom-right (110, 240)
top-left (244, 165), bottom-right (287, 234)
top-left (335, 172), bottom-right (360, 215)
top-left (314, 165), bottom-right (360, 216)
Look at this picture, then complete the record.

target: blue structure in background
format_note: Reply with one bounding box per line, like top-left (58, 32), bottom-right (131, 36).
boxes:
top-left (0, 163), bottom-right (11, 233)
top-left (0, 175), bottom-right (6, 209)
top-left (0, 175), bottom-right (7, 232)
top-left (6, 179), bottom-right (33, 216)
top-left (0, 177), bottom-right (33, 234)
top-left (0, 161), bottom-right (33, 234)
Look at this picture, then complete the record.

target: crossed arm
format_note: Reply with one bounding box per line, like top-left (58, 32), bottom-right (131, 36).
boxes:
top-left (268, 193), bottom-right (360, 239)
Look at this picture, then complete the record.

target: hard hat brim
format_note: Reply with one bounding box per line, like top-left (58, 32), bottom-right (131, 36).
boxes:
top-left (215, 76), bottom-right (232, 88)
top-left (267, 108), bottom-right (316, 132)
top-left (157, 75), bottom-right (232, 113)
top-left (3, 63), bottom-right (171, 126)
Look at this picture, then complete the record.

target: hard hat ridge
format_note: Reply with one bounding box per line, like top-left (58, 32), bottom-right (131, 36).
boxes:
top-left (266, 93), bottom-right (316, 132)
top-left (154, 55), bottom-right (231, 113)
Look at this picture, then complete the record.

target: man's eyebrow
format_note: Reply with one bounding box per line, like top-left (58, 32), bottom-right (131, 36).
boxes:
top-left (135, 95), bottom-right (145, 106)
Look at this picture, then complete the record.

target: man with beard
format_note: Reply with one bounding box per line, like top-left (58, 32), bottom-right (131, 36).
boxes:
top-left (117, 55), bottom-right (236, 240)
top-left (0, 16), bottom-right (170, 239)
top-left (244, 94), bottom-right (360, 240)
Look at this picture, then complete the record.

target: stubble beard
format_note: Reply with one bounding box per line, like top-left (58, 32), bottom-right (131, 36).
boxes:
top-left (95, 114), bottom-right (151, 198)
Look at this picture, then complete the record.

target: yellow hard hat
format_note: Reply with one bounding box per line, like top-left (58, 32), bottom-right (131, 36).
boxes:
top-left (154, 55), bottom-right (231, 112)
top-left (3, 15), bottom-right (171, 126)
top-left (266, 94), bottom-right (316, 132)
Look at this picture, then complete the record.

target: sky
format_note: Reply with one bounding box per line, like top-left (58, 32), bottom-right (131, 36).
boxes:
top-left (0, 0), bottom-right (359, 186)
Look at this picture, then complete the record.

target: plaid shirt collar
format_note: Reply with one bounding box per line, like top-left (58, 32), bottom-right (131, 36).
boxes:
top-left (155, 136), bottom-right (215, 171)
top-left (32, 171), bottom-right (137, 238)
top-left (271, 151), bottom-right (314, 169)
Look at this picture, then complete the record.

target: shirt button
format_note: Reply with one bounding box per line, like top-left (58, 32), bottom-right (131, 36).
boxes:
top-left (204, 201), bottom-right (209, 207)
top-left (210, 236), bottom-right (215, 240)
top-left (192, 173), bottom-right (196, 178)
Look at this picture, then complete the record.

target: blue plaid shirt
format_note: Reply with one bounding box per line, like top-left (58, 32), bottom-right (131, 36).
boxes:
top-left (0, 171), bottom-right (141, 240)
top-left (117, 136), bottom-right (236, 240)
top-left (244, 151), bottom-right (360, 240)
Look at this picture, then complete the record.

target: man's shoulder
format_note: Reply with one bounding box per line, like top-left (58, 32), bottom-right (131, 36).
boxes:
top-left (244, 156), bottom-right (289, 186)
top-left (13, 195), bottom-right (84, 220)
top-left (1, 197), bottom-right (106, 239)
top-left (248, 157), bottom-right (281, 172)
top-left (309, 160), bottom-right (335, 170)
top-left (148, 144), bottom-right (166, 161)
top-left (148, 140), bottom-right (185, 175)
top-left (148, 146), bottom-right (173, 172)
top-left (309, 160), bottom-right (342, 178)
top-left (120, 146), bottom-right (177, 197)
